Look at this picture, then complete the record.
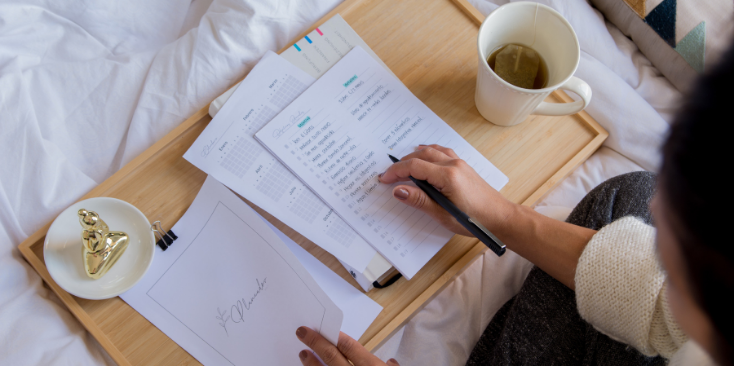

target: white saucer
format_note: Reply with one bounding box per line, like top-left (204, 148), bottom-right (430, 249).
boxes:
top-left (44, 197), bottom-right (155, 300)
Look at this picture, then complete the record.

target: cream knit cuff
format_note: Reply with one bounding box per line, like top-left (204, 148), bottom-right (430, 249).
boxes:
top-left (575, 216), bottom-right (686, 358)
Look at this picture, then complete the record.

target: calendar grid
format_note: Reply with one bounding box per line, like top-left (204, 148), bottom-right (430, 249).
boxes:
top-left (220, 138), bottom-right (262, 178)
top-left (270, 76), bottom-right (307, 110)
top-left (255, 163), bottom-right (294, 202)
top-left (326, 218), bottom-right (356, 248)
top-left (248, 105), bottom-right (277, 133)
top-left (289, 190), bottom-right (322, 224)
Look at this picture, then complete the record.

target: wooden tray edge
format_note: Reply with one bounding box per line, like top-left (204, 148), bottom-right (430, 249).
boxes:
top-left (365, 241), bottom-right (487, 351)
top-left (18, 240), bottom-right (133, 366)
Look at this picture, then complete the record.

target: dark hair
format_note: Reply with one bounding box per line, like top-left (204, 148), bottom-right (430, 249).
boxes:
top-left (660, 40), bottom-right (734, 364)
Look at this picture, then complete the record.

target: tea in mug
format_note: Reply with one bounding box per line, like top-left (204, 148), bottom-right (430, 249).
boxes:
top-left (487, 44), bottom-right (548, 89)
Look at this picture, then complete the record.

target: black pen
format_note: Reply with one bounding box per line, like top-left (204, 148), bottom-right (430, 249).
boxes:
top-left (387, 154), bottom-right (506, 256)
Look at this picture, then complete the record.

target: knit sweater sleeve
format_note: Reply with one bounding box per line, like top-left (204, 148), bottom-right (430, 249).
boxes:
top-left (574, 216), bottom-right (688, 358)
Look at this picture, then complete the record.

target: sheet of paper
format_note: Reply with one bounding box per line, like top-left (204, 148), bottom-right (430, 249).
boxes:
top-left (121, 176), bottom-right (342, 366)
top-left (256, 46), bottom-right (509, 279)
top-left (184, 51), bottom-right (377, 273)
top-left (264, 219), bottom-right (383, 339)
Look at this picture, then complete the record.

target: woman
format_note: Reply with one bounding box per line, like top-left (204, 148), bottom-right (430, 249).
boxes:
top-left (293, 39), bottom-right (734, 366)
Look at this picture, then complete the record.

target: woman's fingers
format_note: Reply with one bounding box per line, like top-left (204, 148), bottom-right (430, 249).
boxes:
top-left (336, 332), bottom-right (383, 365)
top-left (296, 327), bottom-right (351, 366)
top-left (299, 350), bottom-right (326, 366)
top-left (418, 144), bottom-right (459, 159)
top-left (380, 145), bottom-right (459, 187)
top-left (386, 358), bottom-right (401, 366)
top-left (403, 145), bottom-right (454, 163)
top-left (297, 328), bottom-right (393, 366)
top-left (392, 185), bottom-right (442, 216)
top-left (392, 185), bottom-right (470, 236)
top-left (379, 157), bottom-right (449, 188)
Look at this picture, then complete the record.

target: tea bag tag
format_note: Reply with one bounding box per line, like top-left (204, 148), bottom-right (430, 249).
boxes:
top-left (494, 45), bottom-right (540, 89)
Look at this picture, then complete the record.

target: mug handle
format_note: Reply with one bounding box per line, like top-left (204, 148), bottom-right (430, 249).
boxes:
top-left (532, 77), bottom-right (592, 116)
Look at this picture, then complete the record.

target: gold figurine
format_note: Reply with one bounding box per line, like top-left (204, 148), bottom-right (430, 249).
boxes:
top-left (78, 209), bottom-right (129, 279)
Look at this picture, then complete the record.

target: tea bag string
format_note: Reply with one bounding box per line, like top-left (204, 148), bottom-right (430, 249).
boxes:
top-left (517, 3), bottom-right (540, 73)
top-left (530, 3), bottom-right (539, 48)
top-left (514, 47), bottom-right (522, 72)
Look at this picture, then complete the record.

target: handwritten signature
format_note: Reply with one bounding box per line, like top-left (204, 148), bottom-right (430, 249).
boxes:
top-left (216, 277), bottom-right (268, 336)
top-left (201, 138), bottom-right (218, 158)
top-left (272, 110), bottom-right (305, 139)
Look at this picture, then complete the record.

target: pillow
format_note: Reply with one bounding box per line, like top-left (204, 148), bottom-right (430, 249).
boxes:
top-left (589, 0), bottom-right (734, 93)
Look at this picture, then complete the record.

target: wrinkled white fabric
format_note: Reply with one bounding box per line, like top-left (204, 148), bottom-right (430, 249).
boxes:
top-left (0, 0), bottom-right (682, 364)
top-left (0, 0), bottom-right (341, 364)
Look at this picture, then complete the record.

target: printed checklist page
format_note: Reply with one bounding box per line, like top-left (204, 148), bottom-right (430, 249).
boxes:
top-left (184, 51), bottom-right (377, 273)
top-left (255, 47), bottom-right (508, 279)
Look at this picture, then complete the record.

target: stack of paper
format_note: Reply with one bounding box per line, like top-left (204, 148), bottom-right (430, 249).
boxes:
top-left (189, 14), bottom-right (397, 291)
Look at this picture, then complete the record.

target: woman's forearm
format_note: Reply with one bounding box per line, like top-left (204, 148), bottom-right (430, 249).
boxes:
top-left (487, 204), bottom-right (597, 289)
top-left (377, 145), bottom-right (596, 289)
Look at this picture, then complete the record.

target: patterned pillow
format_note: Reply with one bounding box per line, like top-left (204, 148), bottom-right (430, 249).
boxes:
top-left (590, 0), bottom-right (734, 92)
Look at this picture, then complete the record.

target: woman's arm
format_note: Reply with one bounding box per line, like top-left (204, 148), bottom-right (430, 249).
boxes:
top-left (379, 145), bottom-right (596, 289)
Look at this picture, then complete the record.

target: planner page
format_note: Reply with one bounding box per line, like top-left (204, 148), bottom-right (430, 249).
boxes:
top-left (255, 46), bottom-right (508, 279)
top-left (184, 51), bottom-right (377, 273)
top-left (121, 176), bottom-right (342, 366)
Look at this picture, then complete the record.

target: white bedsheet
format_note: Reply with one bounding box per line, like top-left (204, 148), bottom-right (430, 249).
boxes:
top-left (0, 0), bottom-right (680, 364)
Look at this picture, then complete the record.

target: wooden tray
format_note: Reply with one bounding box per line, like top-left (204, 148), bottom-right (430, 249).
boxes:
top-left (18, 0), bottom-right (607, 364)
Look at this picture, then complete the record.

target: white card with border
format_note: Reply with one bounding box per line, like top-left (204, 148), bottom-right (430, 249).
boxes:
top-left (121, 176), bottom-right (342, 365)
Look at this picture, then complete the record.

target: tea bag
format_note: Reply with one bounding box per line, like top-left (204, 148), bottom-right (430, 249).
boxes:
top-left (494, 45), bottom-right (540, 89)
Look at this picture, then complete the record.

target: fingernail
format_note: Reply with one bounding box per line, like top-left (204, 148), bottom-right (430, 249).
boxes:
top-left (299, 350), bottom-right (308, 360)
top-left (394, 189), bottom-right (409, 200)
top-left (296, 327), bottom-right (306, 339)
top-left (378, 173), bottom-right (384, 180)
top-left (389, 358), bottom-right (398, 364)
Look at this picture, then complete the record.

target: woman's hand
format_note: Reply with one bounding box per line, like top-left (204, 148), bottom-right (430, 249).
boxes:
top-left (378, 144), bottom-right (516, 236)
top-left (378, 144), bottom-right (597, 289)
top-left (296, 326), bottom-right (399, 366)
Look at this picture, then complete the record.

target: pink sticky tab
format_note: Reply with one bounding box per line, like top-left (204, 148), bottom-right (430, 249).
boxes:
top-left (315, 28), bottom-right (323, 36)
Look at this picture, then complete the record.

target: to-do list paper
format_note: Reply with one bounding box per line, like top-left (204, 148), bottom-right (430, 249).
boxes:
top-left (256, 46), bottom-right (508, 279)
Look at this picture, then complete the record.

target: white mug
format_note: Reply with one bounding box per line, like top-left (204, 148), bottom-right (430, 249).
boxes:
top-left (475, 2), bottom-right (592, 126)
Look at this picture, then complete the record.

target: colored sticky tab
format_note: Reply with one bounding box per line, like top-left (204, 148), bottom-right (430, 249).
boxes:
top-left (305, 36), bottom-right (313, 44)
top-left (294, 44), bottom-right (301, 52)
top-left (315, 28), bottom-right (323, 36)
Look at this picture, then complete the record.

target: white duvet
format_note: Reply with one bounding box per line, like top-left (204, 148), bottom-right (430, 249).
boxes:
top-left (0, 0), bottom-right (680, 364)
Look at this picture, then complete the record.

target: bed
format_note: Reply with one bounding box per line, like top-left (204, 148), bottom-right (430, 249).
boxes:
top-left (0, 0), bottom-right (687, 364)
